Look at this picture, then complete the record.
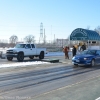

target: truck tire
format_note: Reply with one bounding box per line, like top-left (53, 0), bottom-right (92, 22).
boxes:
top-left (7, 57), bottom-right (13, 61)
top-left (39, 51), bottom-right (44, 59)
top-left (29, 56), bottom-right (34, 59)
top-left (17, 52), bottom-right (24, 62)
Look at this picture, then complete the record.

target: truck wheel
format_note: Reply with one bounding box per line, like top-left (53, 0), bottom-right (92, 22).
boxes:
top-left (7, 57), bottom-right (13, 61)
top-left (17, 52), bottom-right (24, 62)
top-left (39, 52), bottom-right (44, 59)
top-left (29, 56), bottom-right (34, 59)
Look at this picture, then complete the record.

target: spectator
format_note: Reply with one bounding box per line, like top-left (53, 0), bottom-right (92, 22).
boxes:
top-left (77, 43), bottom-right (82, 54)
top-left (72, 45), bottom-right (76, 57)
top-left (63, 46), bottom-right (69, 59)
top-left (81, 43), bottom-right (86, 51)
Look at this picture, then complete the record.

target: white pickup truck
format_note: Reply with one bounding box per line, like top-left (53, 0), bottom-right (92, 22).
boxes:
top-left (6, 43), bottom-right (46, 62)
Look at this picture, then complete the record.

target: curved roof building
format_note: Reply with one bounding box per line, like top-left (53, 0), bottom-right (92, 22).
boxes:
top-left (70, 28), bottom-right (100, 41)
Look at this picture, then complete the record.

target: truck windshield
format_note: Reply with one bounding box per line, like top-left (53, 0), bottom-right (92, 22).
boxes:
top-left (14, 44), bottom-right (26, 48)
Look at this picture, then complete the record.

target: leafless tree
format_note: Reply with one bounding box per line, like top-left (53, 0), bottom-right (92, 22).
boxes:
top-left (9, 35), bottom-right (18, 47)
top-left (94, 26), bottom-right (100, 35)
top-left (24, 35), bottom-right (35, 43)
top-left (87, 26), bottom-right (90, 30)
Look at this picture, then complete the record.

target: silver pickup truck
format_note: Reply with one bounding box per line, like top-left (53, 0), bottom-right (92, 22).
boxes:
top-left (6, 43), bottom-right (46, 62)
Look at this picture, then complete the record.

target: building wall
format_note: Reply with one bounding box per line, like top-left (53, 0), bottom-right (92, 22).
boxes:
top-left (56, 39), bottom-right (69, 47)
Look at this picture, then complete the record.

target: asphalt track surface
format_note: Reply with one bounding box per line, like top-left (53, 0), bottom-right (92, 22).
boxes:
top-left (0, 56), bottom-right (100, 100)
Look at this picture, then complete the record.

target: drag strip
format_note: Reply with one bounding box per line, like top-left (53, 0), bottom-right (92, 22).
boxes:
top-left (0, 65), bottom-right (100, 95)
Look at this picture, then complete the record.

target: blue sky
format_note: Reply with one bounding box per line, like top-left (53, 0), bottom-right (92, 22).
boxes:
top-left (0, 0), bottom-right (100, 42)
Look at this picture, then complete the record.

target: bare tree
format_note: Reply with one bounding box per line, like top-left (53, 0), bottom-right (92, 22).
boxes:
top-left (24, 35), bottom-right (35, 43)
top-left (94, 26), bottom-right (100, 35)
top-left (9, 35), bottom-right (18, 47)
top-left (87, 26), bottom-right (90, 30)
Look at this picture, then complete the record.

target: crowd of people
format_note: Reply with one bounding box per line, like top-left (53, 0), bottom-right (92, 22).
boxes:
top-left (63, 43), bottom-right (86, 59)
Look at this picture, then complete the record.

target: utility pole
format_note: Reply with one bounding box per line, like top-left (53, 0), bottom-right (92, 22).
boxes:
top-left (39, 22), bottom-right (44, 43)
top-left (43, 28), bottom-right (46, 44)
top-left (51, 25), bottom-right (52, 43)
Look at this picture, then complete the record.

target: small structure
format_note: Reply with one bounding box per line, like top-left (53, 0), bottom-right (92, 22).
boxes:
top-left (70, 28), bottom-right (100, 49)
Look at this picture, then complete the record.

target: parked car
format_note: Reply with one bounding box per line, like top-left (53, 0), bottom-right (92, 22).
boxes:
top-left (6, 43), bottom-right (46, 62)
top-left (72, 49), bottom-right (100, 67)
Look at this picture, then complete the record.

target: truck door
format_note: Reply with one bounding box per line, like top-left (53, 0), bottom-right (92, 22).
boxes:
top-left (31, 44), bottom-right (37, 55)
top-left (25, 44), bottom-right (33, 55)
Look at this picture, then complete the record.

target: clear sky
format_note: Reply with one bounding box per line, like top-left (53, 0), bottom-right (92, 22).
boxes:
top-left (0, 0), bottom-right (100, 42)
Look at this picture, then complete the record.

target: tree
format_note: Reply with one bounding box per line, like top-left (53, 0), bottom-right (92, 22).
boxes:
top-left (86, 26), bottom-right (90, 30)
top-left (9, 35), bottom-right (18, 47)
top-left (94, 26), bottom-right (100, 35)
top-left (24, 35), bottom-right (35, 43)
top-left (9, 35), bottom-right (18, 44)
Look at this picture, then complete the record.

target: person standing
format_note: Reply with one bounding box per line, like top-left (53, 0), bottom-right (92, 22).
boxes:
top-left (72, 45), bottom-right (76, 57)
top-left (77, 43), bottom-right (82, 54)
top-left (63, 46), bottom-right (69, 59)
top-left (81, 43), bottom-right (86, 51)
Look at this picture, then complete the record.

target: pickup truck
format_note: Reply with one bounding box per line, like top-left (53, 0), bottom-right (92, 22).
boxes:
top-left (6, 43), bottom-right (46, 62)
